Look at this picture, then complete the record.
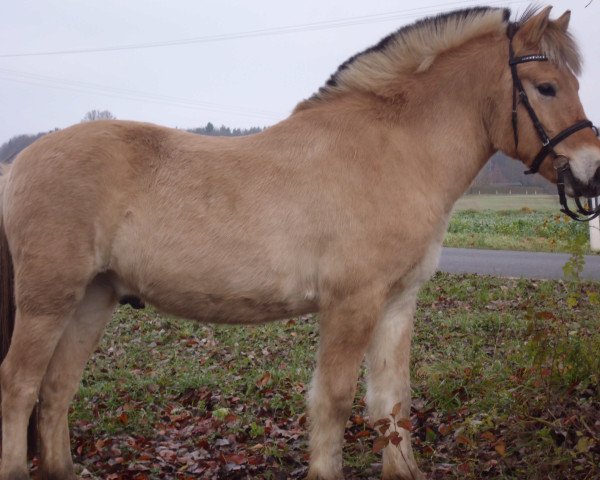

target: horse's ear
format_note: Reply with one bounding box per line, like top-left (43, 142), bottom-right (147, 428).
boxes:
top-left (554, 10), bottom-right (571, 32)
top-left (515, 6), bottom-right (553, 47)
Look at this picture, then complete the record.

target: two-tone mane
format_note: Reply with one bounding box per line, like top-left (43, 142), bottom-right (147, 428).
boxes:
top-left (298, 6), bottom-right (581, 108)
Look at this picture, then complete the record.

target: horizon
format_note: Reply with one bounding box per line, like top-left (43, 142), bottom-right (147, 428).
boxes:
top-left (0, 1), bottom-right (597, 142)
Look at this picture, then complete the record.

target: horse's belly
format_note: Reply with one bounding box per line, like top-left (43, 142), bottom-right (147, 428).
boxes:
top-left (110, 243), bottom-right (319, 324)
top-left (148, 289), bottom-right (317, 324)
top-left (108, 187), bottom-right (322, 323)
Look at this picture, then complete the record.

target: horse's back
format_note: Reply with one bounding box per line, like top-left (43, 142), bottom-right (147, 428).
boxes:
top-left (3, 121), bottom-right (321, 321)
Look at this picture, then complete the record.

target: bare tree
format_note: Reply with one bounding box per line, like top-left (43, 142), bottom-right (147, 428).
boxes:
top-left (81, 110), bottom-right (116, 122)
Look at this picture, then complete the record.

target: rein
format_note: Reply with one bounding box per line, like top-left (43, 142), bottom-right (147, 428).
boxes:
top-left (507, 23), bottom-right (600, 222)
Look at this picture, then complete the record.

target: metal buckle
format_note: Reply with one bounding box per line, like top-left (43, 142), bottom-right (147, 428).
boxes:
top-left (553, 154), bottom-right (570, 170)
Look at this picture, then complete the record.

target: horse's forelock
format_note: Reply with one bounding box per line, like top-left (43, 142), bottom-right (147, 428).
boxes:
top-left (540, 25), bottom-right (582, 76)
top-left (516, 6), bottom-right (582, 76)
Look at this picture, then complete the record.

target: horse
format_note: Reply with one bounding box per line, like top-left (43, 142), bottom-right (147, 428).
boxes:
top-left (1, 5), bottom-right (599, 480)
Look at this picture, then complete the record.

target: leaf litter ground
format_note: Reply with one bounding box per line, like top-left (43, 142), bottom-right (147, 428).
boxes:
top-left (43, 273), bottom-right (600, 479)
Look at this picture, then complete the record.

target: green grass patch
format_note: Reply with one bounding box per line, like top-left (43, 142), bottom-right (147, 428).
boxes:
top-left (445, 209), bottom-right (591, 253)
top-left (69, 274), bottom-right (600, 479)
top-left (455, 194), bottom-right (558, 211)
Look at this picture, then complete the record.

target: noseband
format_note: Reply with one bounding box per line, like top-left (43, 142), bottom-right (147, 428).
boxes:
top-left (507, 24), bottom-right (600, 222)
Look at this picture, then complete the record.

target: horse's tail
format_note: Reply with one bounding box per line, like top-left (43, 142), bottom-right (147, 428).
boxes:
top-left (0, 163), bottom-right (15, 365)
top-left (0, 164), bottom-right (38, 453)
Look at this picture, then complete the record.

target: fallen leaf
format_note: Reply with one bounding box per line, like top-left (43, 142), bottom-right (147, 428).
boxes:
top-left (494, 440), bottom-right (506, 457)
top-left (373, 436), bottom-right (389, 453)
top-left (256, 371), bottom-right (272, 388)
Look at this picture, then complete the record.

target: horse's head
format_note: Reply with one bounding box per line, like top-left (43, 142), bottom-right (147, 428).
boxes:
top-left (496, 7), bottom-right (600, 200)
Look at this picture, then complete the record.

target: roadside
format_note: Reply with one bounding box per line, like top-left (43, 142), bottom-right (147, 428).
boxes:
top-left (445, 194), bottom-right (594, 254)
top-left (439, 247), bottom-right (600, 280)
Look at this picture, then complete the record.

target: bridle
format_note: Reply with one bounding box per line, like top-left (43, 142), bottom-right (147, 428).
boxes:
top-left (507, 23), bottom-right (600, 222)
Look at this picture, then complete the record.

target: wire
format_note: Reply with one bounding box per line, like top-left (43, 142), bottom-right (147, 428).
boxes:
top-left (0, 68), bottom-right (282, 120)
top-left (0, 0), bottom-right (528, 58)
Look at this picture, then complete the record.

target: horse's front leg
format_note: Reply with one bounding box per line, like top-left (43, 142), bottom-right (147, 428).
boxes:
top-left (307, 287), bottom-right (385, 480)
top-left (366, 285), bottom-right (425, 480)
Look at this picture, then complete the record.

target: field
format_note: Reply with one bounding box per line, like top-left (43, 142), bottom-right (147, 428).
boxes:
top-left (43, 193), bottom-right (597, 479)
top-left (454, 194), bottom-right (559, 212)
top-left (446, 195), bottom-right (591, 253)
top-left (66, 273), bottom-right (600, 480)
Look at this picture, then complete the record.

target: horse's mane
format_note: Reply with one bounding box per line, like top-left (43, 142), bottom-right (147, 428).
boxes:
top-left (306, 6), bottom-right (581, 103)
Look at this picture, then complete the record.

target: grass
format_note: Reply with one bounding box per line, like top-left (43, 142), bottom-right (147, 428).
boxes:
top-left (68, 273), bottom-right (600, 479)
top-left (454, 194), bottom-right (558, 212)
top-left (445, 194), bottom-right (593, 253)
top-left (445, 209), bottom-right (590, 253)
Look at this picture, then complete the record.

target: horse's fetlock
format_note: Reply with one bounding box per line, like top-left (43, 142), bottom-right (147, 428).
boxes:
top-left (0, 469), bottom-right (30, 480)
top-left (306, 468), bottom-right (344, 480)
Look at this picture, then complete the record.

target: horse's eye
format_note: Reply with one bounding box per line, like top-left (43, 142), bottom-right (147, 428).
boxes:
top-left (536, 83), bottom-right (556, 97)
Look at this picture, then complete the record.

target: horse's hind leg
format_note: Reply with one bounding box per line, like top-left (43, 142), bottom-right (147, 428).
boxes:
top-left (307, 287), bottom-right (384, 480)
top-left (0, 303), bottom-right (82, 480)
top-left (37, 276), bottom-right (116, 480)
top-left (365, 286), bottom-right (425, 480)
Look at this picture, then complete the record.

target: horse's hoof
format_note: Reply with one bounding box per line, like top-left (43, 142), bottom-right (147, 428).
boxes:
top-left (39, 468), bottom-right (77, 480)
top-left (382, 471), bottom-right (427, 480)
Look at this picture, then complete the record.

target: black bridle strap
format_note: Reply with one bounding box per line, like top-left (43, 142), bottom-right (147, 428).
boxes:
top-left (525, 120), bottom-right (594, 175)
top-left (575, 195), bottom-right (596, 216)
top-left (507, 24), bottom-right (600, 222)
top-left (508, 43), bottom-right (551, 152)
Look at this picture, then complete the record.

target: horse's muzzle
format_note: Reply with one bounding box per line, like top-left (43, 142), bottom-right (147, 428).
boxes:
top-left (563, 165), bottom-right (600, 199)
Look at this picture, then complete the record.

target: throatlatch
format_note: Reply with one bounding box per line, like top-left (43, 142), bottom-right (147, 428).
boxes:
top-left (507, 23), bottom-right (600, 222)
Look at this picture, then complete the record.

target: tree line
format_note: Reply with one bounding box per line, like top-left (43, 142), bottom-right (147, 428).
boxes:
top-left (0, 111), bottom-right (265, 164)
top-left (0, 111), bottom-right (553, 192)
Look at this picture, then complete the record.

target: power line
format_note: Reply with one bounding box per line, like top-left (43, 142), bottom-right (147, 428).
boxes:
top-left (0, 68), bottom-right (282, 120)
top-left (0, 0), bottom-right (528, 58)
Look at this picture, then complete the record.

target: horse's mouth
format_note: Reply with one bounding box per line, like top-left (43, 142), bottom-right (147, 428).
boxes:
top-left (564, 175), bottom-right (600, 199)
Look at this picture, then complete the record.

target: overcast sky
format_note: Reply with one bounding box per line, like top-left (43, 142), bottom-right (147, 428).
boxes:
top-left (0, 0), bottom-right (597, 143)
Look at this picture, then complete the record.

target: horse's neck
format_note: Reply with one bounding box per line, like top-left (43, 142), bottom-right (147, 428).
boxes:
top-left (386, 41), bottom-right (504, 208)
top-left (283, 36), bottom-right (505, 213)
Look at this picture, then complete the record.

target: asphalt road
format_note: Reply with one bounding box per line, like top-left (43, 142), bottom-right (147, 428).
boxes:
top-left (438, 247), bottom-right (600, 280)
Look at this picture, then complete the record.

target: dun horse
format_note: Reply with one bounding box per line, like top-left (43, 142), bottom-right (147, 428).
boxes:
top-left (1, 6), bottom-right (599, 480)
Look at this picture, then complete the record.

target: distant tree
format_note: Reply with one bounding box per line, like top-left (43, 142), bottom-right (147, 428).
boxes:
top-left (188, 122), bottom-right (264, 137)
top-left (471, 152), bottom-right (554, 193)
top-left (1, 120), bottom-right (264, 164)
top-left (218, 125), bottom-right (231, 136)
top-left (81, 110), bottom-right (116, 122)
top-left (0, 131), bottom-right (50, 163)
